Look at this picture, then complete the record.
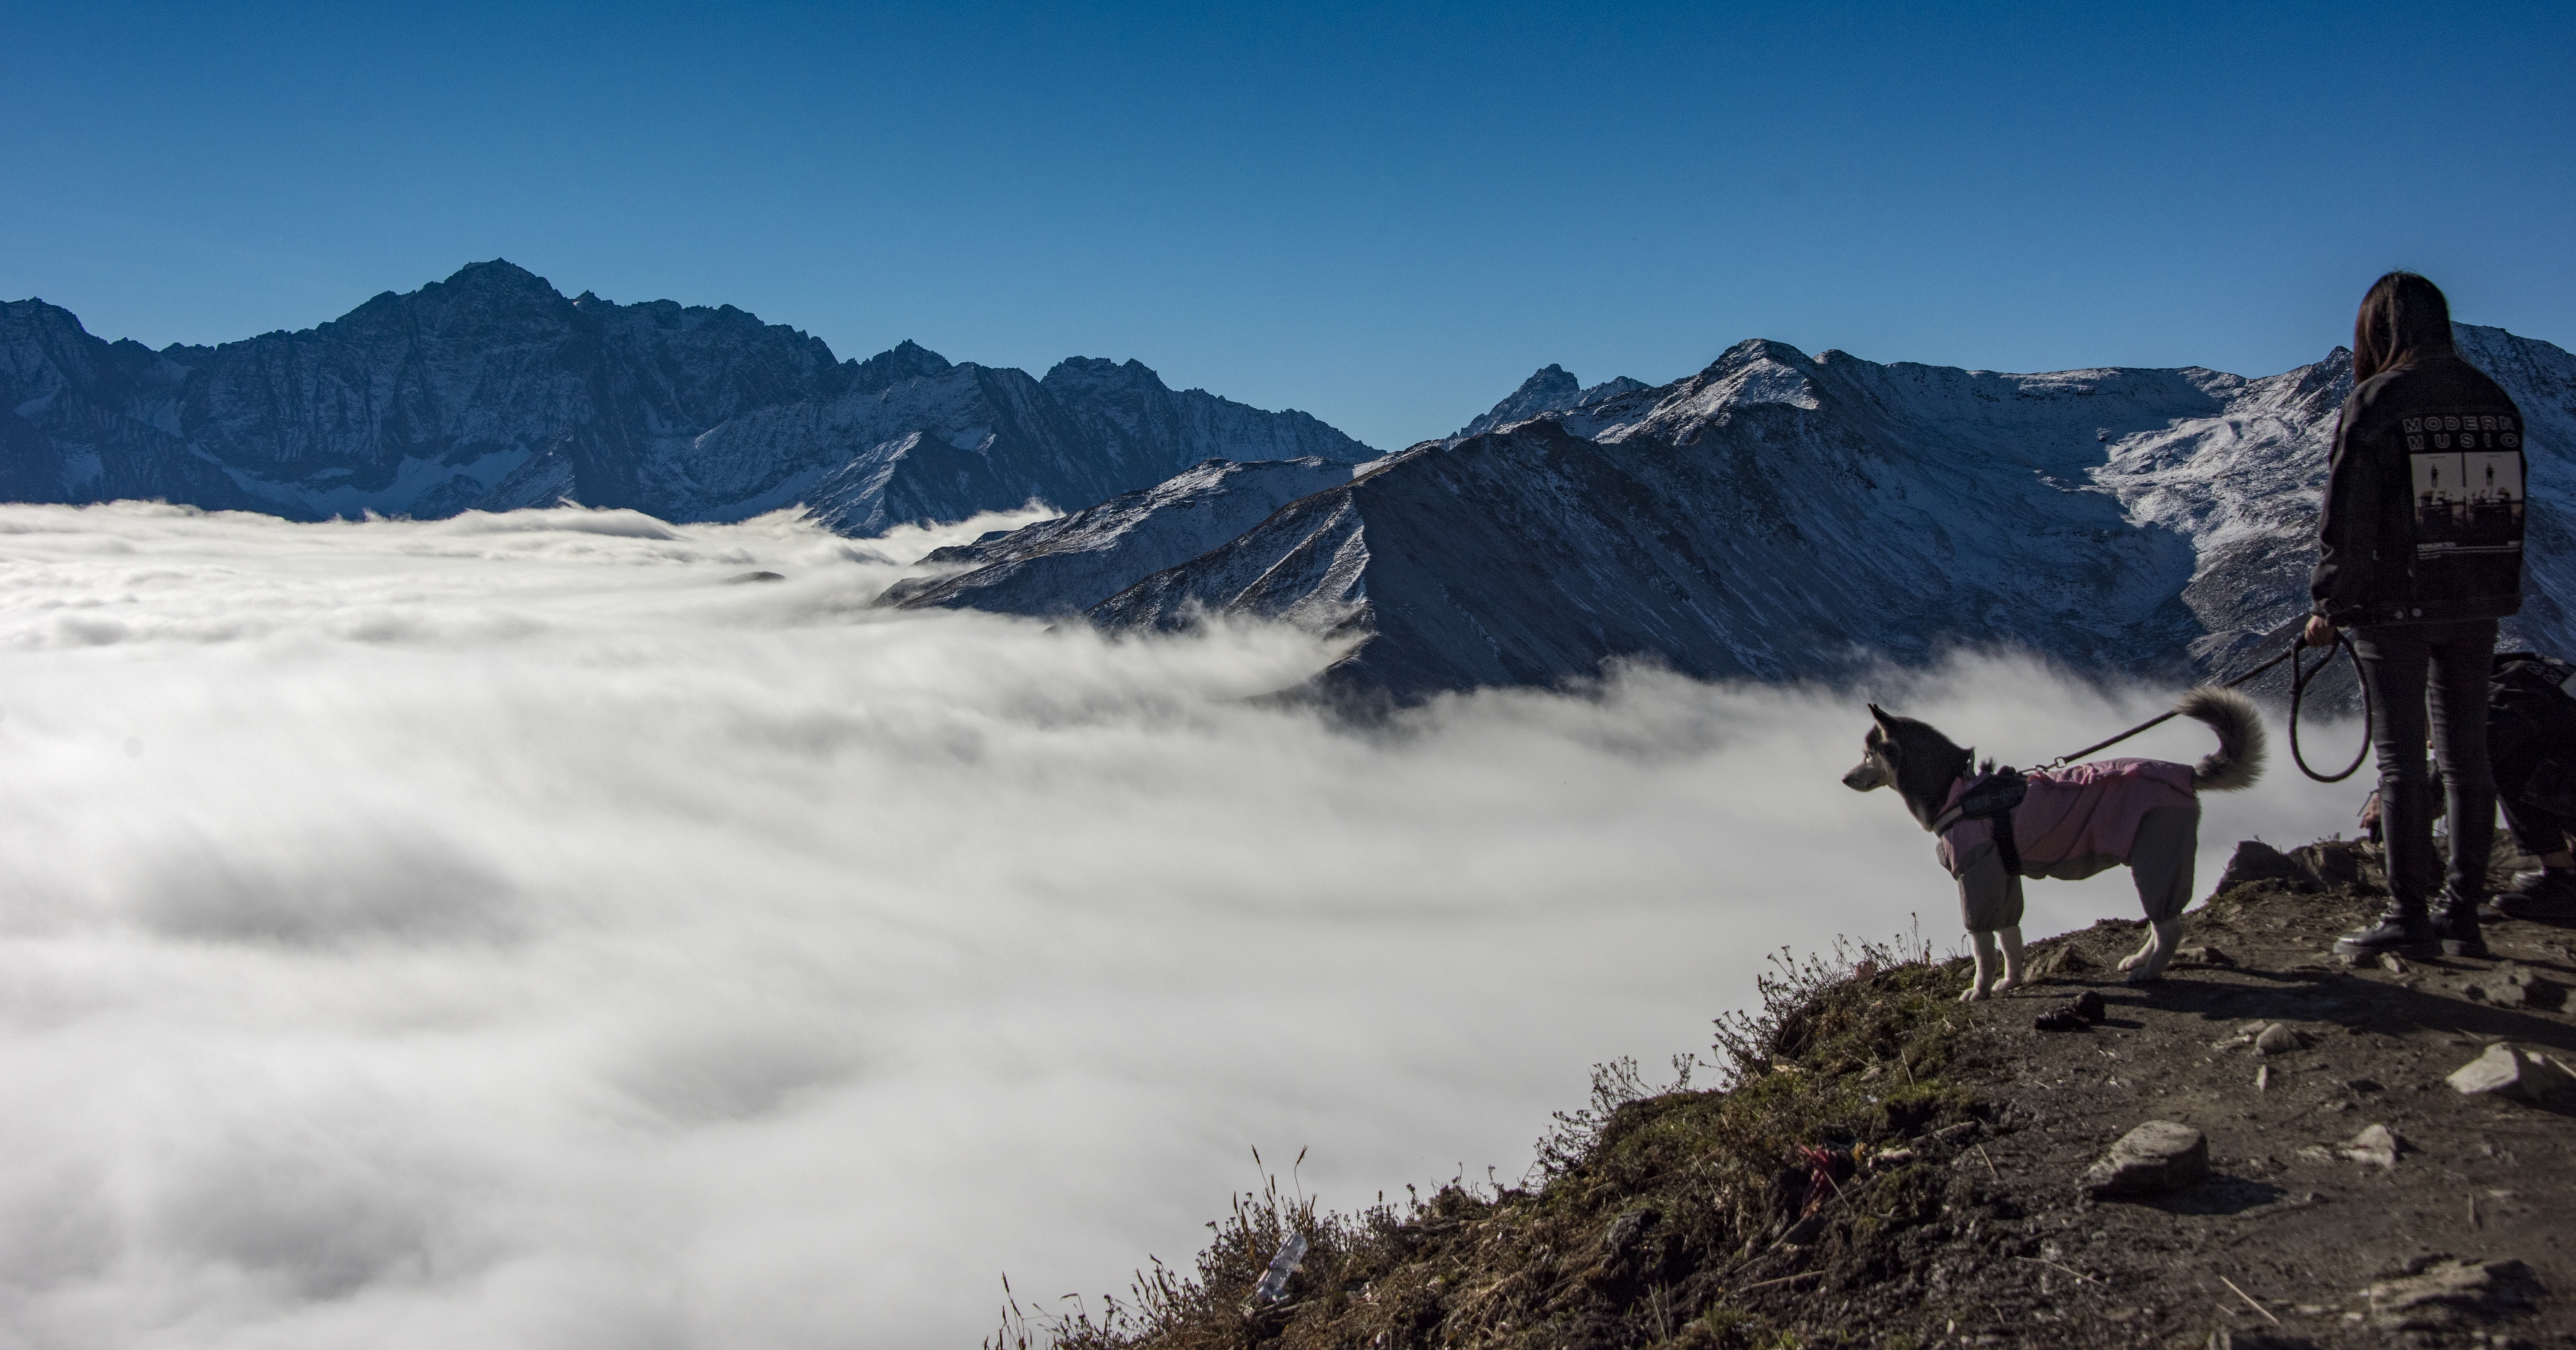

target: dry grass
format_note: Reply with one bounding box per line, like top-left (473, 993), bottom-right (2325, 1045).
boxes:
top-left (993, 933), bottom-right (1985, 1350)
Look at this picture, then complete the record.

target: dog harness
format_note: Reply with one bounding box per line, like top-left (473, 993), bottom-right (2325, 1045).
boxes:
top-left (1935, 758), bottom-right (2198, 880)
top-left (1933, 767), bottom-right (2028, 875)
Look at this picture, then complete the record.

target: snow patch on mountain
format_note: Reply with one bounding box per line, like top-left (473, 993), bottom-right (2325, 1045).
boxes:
top-left (1454, 365), bottom-right (1652, 440)
top-left (876, 456), bottom-right (1359, 616)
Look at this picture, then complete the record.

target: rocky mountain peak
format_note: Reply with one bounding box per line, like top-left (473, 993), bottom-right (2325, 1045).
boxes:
top-left (438, 257), bottom-right (556, 297)
top-left (1455, 364), bottom-right (1651, 440)
top-left (1040, 355), bottom-right (1168, 398)
top-left (1512, 364), bottom-right (1581, 401)
top-left (850, 339), bottom-right (955, 394)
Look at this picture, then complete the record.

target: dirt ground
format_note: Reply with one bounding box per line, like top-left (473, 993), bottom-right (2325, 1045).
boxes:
top-left (1873, 836), bottom-right (2576, 1349)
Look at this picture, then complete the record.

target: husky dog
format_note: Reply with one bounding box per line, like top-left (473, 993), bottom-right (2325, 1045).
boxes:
top-left (1843, 690), bottom-right (2265, 1002)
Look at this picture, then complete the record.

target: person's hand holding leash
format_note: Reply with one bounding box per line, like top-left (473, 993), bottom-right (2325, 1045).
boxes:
top-left (2303, 614), bottom-right (2337, 648)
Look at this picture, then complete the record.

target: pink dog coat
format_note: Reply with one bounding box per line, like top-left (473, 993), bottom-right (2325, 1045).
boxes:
top-left (1935, 758), bottom-right (2201, 932)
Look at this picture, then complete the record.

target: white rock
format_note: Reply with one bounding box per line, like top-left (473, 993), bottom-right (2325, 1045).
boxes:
top-left (2336, 1123), bottom-right (2403, 1167)
top-left (2447, 1042), bottom-right (2575, 1103)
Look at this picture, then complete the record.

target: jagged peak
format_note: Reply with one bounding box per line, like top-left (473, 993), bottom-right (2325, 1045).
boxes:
top-left (1510, 364), bottom-right (1580, 398)
top-left (1041, 355), bottom-right (1169, 390)
top-left (848, 339), bottom-right (955, 393)
top-left (441, 258), bottom-right (553, 292)
top-left (1702, 337), bottom-right (1819, 373)
top-left (0, 297), bottom-right (87, 329)
top-left (1454, 363), bottom-right (1627, 440)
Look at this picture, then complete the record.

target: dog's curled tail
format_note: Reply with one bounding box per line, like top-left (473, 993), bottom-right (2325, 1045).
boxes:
top-left (2180, 686), bottom-right (2265, 792)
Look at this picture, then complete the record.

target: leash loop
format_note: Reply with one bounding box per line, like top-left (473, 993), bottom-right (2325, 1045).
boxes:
top-left (2287, 631), bottom-right (2372, 783)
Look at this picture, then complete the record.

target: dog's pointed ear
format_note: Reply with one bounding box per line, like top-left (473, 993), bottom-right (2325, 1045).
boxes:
top-left (1868, 703), bottom-right (1897, 730)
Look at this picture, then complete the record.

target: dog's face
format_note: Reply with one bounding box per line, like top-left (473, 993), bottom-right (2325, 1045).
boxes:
top-left (1842, 704), bottom-right (1900, 792)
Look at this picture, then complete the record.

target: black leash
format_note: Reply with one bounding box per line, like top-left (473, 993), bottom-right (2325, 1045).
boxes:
top-left (2043, 634), bottom-right (2373, 783)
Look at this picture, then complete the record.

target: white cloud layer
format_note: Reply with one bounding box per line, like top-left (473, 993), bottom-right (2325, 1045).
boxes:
top-left (0, 503), bottom-right (2372, 1348)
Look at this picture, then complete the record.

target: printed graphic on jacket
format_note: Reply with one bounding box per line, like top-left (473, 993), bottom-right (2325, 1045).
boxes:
top-left (2407, 410), bottom-right (2525, 557)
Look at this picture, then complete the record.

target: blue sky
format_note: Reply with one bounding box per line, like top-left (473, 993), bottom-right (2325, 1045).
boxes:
top-left (6, 1), bottom-right (2569, 450)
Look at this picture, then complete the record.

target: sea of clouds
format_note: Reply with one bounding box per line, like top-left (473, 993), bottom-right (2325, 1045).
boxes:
top-left (0, 502), bottom-right (2374, 1348)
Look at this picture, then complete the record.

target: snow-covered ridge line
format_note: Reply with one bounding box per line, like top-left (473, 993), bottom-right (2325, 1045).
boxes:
top-left (972, 324), bottom-right (2572, 703)
top-left (0, 261), bottom-right (1381, 534)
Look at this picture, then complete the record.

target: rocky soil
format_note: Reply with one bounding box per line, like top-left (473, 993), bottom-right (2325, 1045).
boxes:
top-left (1015, 835), bottom-right (2576, 1350)
top-left (1914, 834), bottom-right (2575, 1349)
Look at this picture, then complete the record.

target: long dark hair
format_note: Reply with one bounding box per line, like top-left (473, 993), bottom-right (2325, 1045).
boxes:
top-left (2352, 271), bottom-right (2456, 383)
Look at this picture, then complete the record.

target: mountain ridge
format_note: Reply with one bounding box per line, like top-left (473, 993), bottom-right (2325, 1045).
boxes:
top-left (920, 325), bottom-right (2575, 705)
top-left (0, 260), bottom-right (1380, 532)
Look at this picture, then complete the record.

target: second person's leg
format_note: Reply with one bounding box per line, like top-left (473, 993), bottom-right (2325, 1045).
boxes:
top-left (2339, 625), bottom-right (2437, 955)
top-left (2427, 618), bottom-right (2500, 955)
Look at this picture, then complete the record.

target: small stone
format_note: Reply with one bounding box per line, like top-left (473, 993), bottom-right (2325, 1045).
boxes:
top-left (2255, 1023), bottom-right (2299, 1055)
top-left (2495, 961), bottom-right (2532, 988)
top-left (2175, 945), bottom-right (2235, 966)
top-left (2337, 1122), bottom-right (2403, 1167)
top-left (2379, 951), bottom-right (2409, 975)
top-left (2484, 980), bottom-right (2529, 1008)
top-left (2082, 1120), bottom-right (2209, 1199)
top-left (2036, 990), bottom-right (2105, 1031)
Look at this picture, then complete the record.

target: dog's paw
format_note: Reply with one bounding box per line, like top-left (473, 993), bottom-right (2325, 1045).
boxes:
top-left (2121, 965), bottom-right (2167, 985)
top-left (2116, 951), bottom-right (2147, 972)
top-left (1990, 973), bottom-right (2022, 994)
top-left (1958, 982), bottom-right (1988, 1004)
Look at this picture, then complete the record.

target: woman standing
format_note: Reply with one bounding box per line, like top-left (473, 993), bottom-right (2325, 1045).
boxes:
top-left (2308, 272), bottom-right (2529, 959)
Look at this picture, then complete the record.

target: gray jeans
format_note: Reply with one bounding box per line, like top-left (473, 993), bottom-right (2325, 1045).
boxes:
top-left (2351, 617), bottom-right (2498, 906)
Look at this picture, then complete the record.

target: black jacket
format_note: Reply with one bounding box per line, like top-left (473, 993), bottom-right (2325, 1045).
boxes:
top-left (2311, 354), bottom-right (2527, 626)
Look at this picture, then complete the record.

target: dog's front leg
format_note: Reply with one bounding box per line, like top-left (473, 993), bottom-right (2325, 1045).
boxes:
top-left (1993, 927), bottom-right (2025, 994)
top-left (2118, 919), bottom-right (2183, 982)
top-left (1961, 930), bottom-right (2000, 1002)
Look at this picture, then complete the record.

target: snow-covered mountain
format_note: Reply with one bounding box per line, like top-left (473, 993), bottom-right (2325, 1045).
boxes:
top-left (1049, 327), bottom-right (2575, 704)
top-left (1450, 365), bottom-right (1650, 441)
top-left (0, 262), bottom-right (1377, 530)
top-left (876, 456), bottom-right (1361, 615)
